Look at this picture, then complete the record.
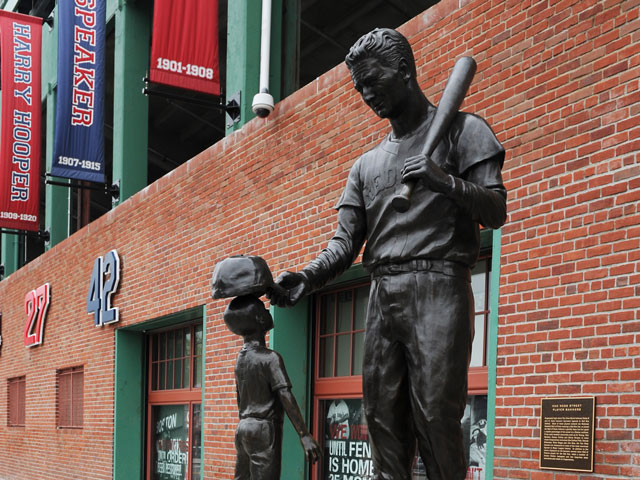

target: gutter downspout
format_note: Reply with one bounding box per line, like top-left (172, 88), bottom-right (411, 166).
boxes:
top-left (252, 0), bottom-right (275, 118)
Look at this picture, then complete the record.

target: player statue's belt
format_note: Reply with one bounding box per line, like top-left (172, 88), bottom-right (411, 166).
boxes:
top-left (371, 258), bottom-right (470, 280)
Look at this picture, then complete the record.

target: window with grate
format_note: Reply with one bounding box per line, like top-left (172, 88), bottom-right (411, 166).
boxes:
top-left (8, 376), bottom-right (26, 427)
top-left (149, 324), bottom-right (203, 392)
top-left (57, 366), bottom-right (84, 428)
top-left (316, 283), bottom-right (368, 380)
top-left (470, 254), bottom-right (492, 368)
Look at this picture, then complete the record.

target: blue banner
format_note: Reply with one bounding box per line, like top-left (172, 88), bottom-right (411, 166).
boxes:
top-left (52, 0), bottom-right (105, 183)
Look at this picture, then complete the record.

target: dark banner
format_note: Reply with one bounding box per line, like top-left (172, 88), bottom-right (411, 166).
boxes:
top-left (150, 0), bottom-right (220, 96)
top-left (51, 0), bottom-right (106, 183)
top-left (0, 11), bottom-right (42, 231)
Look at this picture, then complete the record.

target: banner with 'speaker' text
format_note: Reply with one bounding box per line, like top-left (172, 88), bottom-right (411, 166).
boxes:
top-left (0, 11), bottom-right (42, 231)
top-left (52, 0), bottom-right (106, 183)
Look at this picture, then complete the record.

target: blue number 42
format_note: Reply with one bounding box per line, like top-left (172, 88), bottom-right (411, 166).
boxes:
top-left (87, 250), bottom-right (121, 326)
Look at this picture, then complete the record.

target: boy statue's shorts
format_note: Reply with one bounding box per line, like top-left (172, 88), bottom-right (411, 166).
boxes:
top-left (234, 417), bottom-right (283, 480)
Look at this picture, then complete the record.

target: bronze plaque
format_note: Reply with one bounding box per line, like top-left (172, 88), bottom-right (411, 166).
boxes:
top-left (540, 397), bottom-right (595, 472)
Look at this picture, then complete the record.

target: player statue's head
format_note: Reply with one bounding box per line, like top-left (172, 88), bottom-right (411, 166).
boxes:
top-left (345, 28), bottom-right (417, 79)
top-left (345, 28), bottom-right (422, 120)
top-left (224, 295), bottom-right (274, 337)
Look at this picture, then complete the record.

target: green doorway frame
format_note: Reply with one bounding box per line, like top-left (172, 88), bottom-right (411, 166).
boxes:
top-left (113, 306), bottom-right (205, 480)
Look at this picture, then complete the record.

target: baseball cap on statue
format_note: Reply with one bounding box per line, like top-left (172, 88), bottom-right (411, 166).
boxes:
top-left (211, 255), bottom-right (274, 299)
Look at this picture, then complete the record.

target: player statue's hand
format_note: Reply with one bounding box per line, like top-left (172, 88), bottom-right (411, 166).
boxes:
top-left (300, 433), bottom-right (322, 463)
top-left (402, 154), bottom-right (454, 194)
top-left (267, 271), bottom-right (309, 307)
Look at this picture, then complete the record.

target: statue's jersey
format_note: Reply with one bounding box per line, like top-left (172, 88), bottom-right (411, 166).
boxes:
top-left (337, 110), bottom-right (505, 269)
top-left (235, 344), bottom-right (291, 421)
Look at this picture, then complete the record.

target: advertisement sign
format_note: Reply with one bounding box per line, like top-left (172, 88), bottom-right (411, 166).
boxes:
top-left (51, 0), bottom-right (106, 183)
top-left (150, 0), bottom-right (220, 96)
top-left (462, 395), bottom-right (488, 480)
top-left (322, 399), bottom-right (374, 480)
top-left (0, 11), bottom-right (42, 231)
top-left (320, 396), bottom-right (488, 480)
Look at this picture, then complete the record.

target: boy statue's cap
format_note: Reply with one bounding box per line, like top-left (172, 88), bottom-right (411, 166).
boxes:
top-left (211, 255), bottom-right (274, 299)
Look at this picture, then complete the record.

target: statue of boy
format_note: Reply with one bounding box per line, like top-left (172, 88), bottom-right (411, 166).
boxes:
top-left (269, 28), bottom-right (507, 480)
top-left (224, 295), bottom-right (321, 480)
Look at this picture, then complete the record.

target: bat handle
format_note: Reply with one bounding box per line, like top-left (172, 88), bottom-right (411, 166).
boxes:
top-left (391, 181), bottom-right (415, 213)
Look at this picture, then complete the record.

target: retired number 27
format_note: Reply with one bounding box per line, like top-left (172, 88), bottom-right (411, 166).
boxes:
top-left (24, 283), bottom-right (50, 347)
top-left (87, 250), bottom-right (120, 326)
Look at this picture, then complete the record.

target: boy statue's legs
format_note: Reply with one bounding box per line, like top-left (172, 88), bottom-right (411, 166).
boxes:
top-left (234, 417), bottom-right (283, 480)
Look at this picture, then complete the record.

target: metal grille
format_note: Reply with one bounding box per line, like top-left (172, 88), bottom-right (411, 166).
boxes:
top-left (57, 366), bottom-right (84, 428)
top-left (317, 283), bottom-right (369, 378)
top-left (150, 324), bottom-right (202, 391)
top-left (8, 376), bottom-right (26, 427)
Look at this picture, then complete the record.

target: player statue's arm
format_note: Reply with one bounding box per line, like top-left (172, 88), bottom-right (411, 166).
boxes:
top-left (448, 114), bottom-right (507, 229)
top-left (277, 387), bottom-right (322, 463)
top-left (403, 115), bottom-right (507, 229)
top-left (448, 154), bottom-right (507, 229)
top-left (268, 206), bottom-right (366, 307)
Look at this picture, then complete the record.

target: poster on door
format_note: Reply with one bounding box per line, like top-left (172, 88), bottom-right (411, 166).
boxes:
top-left (152, 404), bottom-right (189, 480)
top-left (320, 395), bottom-right (488, 480)
top-left (322, 398), bottom-right (373, 480)
top-left (462, 395), bottom-right (488, 480)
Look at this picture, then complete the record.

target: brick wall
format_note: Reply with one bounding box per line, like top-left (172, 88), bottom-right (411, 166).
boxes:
top-left (0, 0), bottom-right (638, 478)
top-left (478, 0), bottom-right (640, 478)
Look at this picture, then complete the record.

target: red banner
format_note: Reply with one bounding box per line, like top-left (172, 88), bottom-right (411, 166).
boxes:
top-left (0, 11), bottom-right (42, 231)
top-left (150, 0), bottom-right (220, 96)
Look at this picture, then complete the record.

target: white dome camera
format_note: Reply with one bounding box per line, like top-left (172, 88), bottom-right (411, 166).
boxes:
top-left (252, 91), bottom-right (274, 118)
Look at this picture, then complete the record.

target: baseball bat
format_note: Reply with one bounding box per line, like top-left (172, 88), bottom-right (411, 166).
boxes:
top-left (391, 56), bottom-right (477, 213)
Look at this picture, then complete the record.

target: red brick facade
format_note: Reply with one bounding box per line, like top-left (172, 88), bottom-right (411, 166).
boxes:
top-left (0, 0), bottom-right (638, 479)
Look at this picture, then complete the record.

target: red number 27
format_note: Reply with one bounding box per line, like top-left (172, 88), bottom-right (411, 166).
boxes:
top-left (24, 283), bottom-right (50, 347)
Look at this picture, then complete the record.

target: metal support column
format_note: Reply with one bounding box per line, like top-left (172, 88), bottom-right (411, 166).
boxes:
top-left (45, 84), bottom-right (70, 248)
top-left (226, 0), bottom-right (261, 133)
top-left (112, 0), bottom-right (150, 203)
top-left (42, 7), bottom-right (70, 248)
top-left (0, 234), bottom-right (19, 278)
top-left (282, 0), bottom-right (300, 97)
top-left (226, 0), bottom-right (292, 134)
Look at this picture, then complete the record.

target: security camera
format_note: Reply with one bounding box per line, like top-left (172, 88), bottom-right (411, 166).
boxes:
top-left (252, 91), bottom-right (274, 118)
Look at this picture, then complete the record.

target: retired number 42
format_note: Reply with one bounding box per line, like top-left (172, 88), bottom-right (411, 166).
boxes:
top-left (87, 250), bottom-right (121, 326)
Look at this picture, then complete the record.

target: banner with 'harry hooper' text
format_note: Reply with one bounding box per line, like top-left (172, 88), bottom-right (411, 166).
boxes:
top-left (52, 0), bottom-right (106, 183)
top-left (0, 11), bottom-right (42, 231)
